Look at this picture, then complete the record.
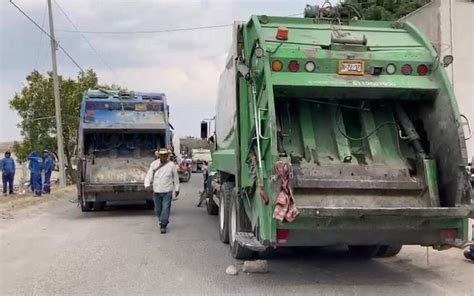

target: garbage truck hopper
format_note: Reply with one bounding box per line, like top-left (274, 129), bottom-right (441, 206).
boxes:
top-left (206, 9), bottom-right (473, 259)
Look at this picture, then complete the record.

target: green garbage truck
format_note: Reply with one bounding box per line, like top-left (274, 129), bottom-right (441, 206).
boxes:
top-left (202, 5), bottom-right (473, 259)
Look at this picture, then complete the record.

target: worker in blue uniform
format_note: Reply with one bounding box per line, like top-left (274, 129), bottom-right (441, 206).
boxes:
top-left (28, 151), bottom-right (34, 192)
top-left (28, 151), bottom-right (43, 196)
top-left (1, 150), bottom-right (15, 195)
top-left (43, 150), bottom-right (54, 194)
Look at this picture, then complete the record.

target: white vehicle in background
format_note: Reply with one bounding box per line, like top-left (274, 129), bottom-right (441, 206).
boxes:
top-left (190, 148), bottom-right (212, 173)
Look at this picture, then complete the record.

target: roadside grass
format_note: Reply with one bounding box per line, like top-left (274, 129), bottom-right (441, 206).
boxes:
top-left (0, 185), bottom-right (75, 217)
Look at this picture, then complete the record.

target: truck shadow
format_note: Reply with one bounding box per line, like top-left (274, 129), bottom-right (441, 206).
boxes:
top-left (76, 202), bottom-right (155, 218)
top-left (238, 246), bottom-right (441, 288)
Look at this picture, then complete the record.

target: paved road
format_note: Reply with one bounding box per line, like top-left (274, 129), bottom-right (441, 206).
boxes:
top-left (1, 176), bottom-right (473, 295)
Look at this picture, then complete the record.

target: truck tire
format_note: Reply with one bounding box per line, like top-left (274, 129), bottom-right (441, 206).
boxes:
top-left (81, 200), bottom-right (93, 212)
top-left (348, 245), bottom-right (380, 258)
top-left (94, 201), bottom-right (106, 211)
top-left (218, 182), bottom-right (233, 244)
top-left (146, 200), bottom-right (155, 210)
top-left (376, 245), bottom-right (402, 257)
top-left (180, 171), bottom-right (191, 183)
top-left (229, 188), bottom-right (254, 259)
top-left (206, 193), bottom-right (218, 215)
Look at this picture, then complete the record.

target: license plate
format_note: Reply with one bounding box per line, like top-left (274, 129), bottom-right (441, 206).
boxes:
top-left (134, 104), bottom-right (147, 111)
top-left (338, 60), bottom-right (364, 75)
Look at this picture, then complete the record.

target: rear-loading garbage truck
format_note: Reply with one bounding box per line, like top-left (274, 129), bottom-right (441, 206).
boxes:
top-left (203, 5), bottom-right (473, 259)
top-left (77, 90), bottom-right (172, 211)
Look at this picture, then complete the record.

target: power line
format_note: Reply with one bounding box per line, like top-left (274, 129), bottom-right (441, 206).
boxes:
top-left (34, 3), bottom-right (48, 69)
top-left (56, 12), bottom-right (304, 35)
top-left (53, 0), bottom-right (119, 78)
top-left (9, 0), bottom-right (84, 72)
top-left (58, 23), bottom-right (234, 35)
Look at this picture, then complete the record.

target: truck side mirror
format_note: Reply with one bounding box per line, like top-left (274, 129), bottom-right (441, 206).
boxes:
top-left (200, 121), bottom-right (208, 139)
top-left (208, 135), bottom-right (215, 144)
top-left (442, 55), bottom-right (453, 67)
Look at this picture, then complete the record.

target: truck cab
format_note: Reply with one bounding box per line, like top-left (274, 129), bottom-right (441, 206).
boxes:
top-left (190, 148), bottom-right (212, 173)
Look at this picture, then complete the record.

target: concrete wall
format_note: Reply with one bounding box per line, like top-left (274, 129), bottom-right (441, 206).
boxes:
top-left (452, 0), bottom-right (474, 160)
top-left (405, 0), bottom-right (474, 158)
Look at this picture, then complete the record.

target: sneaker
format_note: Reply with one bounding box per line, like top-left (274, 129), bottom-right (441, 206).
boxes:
top-left (160, 225), bottom-right (167, 234)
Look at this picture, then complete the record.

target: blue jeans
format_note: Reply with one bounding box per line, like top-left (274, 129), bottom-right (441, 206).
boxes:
top-left (153, 192), bottom-right (172, 226)
top-left (2, 172), bottom-right (14, 194)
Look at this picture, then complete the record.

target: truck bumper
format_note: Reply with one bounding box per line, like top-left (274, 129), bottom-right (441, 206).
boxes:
top-left (82, 183), bottom-right (152, 202)
top-left (275, 207), bottom-right (473, 247)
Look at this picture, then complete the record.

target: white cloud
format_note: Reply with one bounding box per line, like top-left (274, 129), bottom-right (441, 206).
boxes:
top-left (1, 0), bottom-right (311, 141)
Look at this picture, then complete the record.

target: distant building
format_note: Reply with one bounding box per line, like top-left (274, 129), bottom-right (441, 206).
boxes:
top-left (179, 137), bottom-right (211, 156)
top-left (403, 0), bottom-right (474, 158)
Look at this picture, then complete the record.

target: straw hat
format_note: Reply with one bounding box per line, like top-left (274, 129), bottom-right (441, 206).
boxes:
top-left (155, 148), bottom-right (170, 157)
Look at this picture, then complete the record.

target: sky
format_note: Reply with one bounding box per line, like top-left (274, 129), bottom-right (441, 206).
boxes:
top-left (0, 0), bottom-right (318, 142)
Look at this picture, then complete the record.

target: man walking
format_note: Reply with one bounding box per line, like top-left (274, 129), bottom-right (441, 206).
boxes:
top-left (43, 150), bottom-right (54, 194)
top-left (1, 150), bottom-right (15, 196)
top-left (144, 149), bottom-right (180, 234)
top-left (28, 151), bottom-right (43, 197)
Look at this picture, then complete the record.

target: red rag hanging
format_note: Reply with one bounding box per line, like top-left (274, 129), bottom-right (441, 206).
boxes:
top-left (273, 161), bottom-right (299, 222)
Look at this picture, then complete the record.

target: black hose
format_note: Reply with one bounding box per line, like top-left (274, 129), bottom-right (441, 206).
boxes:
top-left (342, 3), bottom-right (364, 20)
top-left (335, 104), bottom-right (401, 141)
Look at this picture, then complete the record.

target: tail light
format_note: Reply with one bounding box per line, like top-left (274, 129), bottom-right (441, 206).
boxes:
top-left (417, 64), bottom-right (429, 76)
top-left (147, 103), bottom-right (159, 111)
top-left (276, 27), bottom-right (289, 40)
top-left (288, 60), bottom-right (299, 72)
top-left (272, 60), bottom-right (283, 72)
top-left (401, 64), bottom-right (413, 75)
top-left (386, 64), bottom-right (396, 75)
top-left (304, 61), bottom-right (316, 72)
top-left (277, 229), bottom-right (290, 244)
top-left (87, 102), bottom-right (97, 110)
top-left (441, 229), bottom-right (457, 243)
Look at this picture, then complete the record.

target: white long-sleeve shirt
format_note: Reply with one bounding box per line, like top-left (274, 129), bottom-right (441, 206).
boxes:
top-left (144, 160), bottom-right (180, 193)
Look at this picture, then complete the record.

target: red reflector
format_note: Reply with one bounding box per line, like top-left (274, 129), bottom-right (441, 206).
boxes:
top-left (86, 111), bottom-right (95, 117)
top-left (417, 64), bottom-right (429, 76)
top-left (401, 64), bottom-right (413, 75)
top-left (276, 27), bottom-right (288, 41)
top-left (441, 229), bottom-right (457, 243)
top-left (277, 229), bottom-right (290, 244)
top-left (288, 60), bottom-right (299, 72)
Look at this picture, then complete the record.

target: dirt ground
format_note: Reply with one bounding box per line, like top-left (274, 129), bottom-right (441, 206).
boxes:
top-left (0, 185), bottom-right (75, 219)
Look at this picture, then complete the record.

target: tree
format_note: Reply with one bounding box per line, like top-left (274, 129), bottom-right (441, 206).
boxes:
top-left (9, 69), bottom-right (113, 183)
top-left (348, 0), bottom-right (430, 21)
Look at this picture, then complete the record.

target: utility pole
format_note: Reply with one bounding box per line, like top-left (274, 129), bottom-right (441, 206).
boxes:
top-left (47, 0), bottom-right (67, 187)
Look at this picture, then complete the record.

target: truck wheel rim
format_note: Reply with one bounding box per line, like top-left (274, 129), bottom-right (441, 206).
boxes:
top-left (230, 201), bottom-right (237, 245)
top-left (219, 197), bottom-right (225, 230)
